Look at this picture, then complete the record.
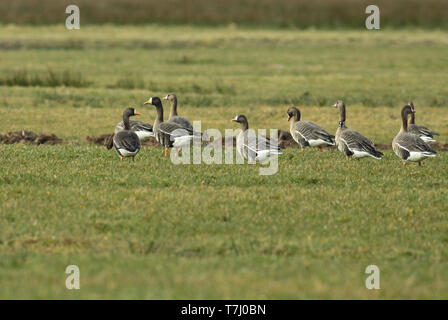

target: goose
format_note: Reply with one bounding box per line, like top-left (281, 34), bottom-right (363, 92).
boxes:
top-left (106, 113), bottom-right (153, 150)
top-left (407, 102), bottom-right (439, 144)
top-left (231, 114), bottom-right (283, 163)
top-left (144, 97), bottom-right (194, 157)
top-left (115, 119), bottom-right (153, 141)
top-left (392, 104), bottom-right (436, 166)
top-left (332, 100), bottom-right (383, 159)
top-left (286, 106), bottom-right (335, 152)
top-left (112, 108), bottom-right (141, 161)
top-left (163, 93), bottom-right (193, 131)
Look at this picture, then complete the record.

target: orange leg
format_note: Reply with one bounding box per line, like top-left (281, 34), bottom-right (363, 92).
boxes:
top-left (301, 148), bottom-right (305, 153)
top-left (120, 156), bottom-right (123, 161)
top-left (319, 146), bottom-right (323, 152)
top-left (402, 162), bottom-right (407, 167)
top-left (165, 147), bottom-right (169, 157)
top-left (418, 161), bottom-right (422, 167)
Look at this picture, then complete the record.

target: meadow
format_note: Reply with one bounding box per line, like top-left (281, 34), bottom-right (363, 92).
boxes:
top-left (0, 25), bottom-right (447, 299)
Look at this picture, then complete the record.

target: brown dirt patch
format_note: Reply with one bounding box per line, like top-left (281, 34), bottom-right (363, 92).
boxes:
top-left (86, 133), bottom-right (113, 146)
top-left (0, 130), bottom-right (62, 145)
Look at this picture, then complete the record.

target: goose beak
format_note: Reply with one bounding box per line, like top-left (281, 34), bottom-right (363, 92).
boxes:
top-left (287, 116), bottom-right (291, 121)
top-left (134, 112), bottom-right (141, 116)
top-left (144, 98), bottom-right (152, 105)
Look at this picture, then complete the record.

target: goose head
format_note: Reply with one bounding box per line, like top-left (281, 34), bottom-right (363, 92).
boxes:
top-left (287, 106), bottom-right (300, 121)
top-left (231, 114), bottom-right (249, 130)
top-left (163, 93), bottom-right (177, 103)
top-left (124, 107), bottom-right (141, 118)
top-left (333, 100), bottom-right (346, 125)
top-left (402, 103), bottom-right (416, 116)
top-left (144, 97), bottom-right (162, 107)
top-left (333, 100), bottom-right (345, 109)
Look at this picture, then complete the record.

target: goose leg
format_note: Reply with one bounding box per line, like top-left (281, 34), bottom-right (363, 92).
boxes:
top-left (418, 161), bottom-right (422, 167)
top-left (301, 148), bottom-right (305, 153)
top-left (402, 162), bottom-right (407, 167)
top-left (120, 156), bottom-right (123, 161)
top-left (319, 146), bottom-right (323, 152)
top-left (132, 156), bottom-right (135, 162)
top-left (165, 147), bottom-right (169, 157)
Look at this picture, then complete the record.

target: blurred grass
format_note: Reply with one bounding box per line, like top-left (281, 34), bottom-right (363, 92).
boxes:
top-left (0, 0), bottom-right (447, 28)
top-left (0, 69), bottom-right (91, 88)
top-left (1, 26), bottom-right (448, 108)
top-left (0, 26), bottom-right (447, 299)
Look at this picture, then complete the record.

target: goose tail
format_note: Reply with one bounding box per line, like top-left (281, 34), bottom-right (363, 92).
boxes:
top-left (371, 149), bottom-right (383, 159)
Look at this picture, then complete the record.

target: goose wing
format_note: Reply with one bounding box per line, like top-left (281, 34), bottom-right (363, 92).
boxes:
top-left (293, 121), bottom-right (334, 143)
top-left (254, 134), bottom-right (284, 151)
top-left (113, 131), bottom-right (141, 152)
top-left (168, 116), bottom-right (193, 130)
top-left (159, 121), bottom-right (193, 138)
top-left (395, 132), bottom-right (436, 154)
top-left (115, 120), bottom-right (153, 134)
top-left (340, 129), bottom-right (383, 158)
top-left (408, 124), bottom-right (439, 137)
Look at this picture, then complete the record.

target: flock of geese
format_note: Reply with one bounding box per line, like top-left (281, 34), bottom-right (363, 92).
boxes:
top-left (107, 94), bottom-right (438, 166)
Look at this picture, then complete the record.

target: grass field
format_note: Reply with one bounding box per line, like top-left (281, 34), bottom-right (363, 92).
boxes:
top-left (0, 25), bottom-right (448, 299)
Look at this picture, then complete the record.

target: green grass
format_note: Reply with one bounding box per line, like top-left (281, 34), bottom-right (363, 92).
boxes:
top-left (0, 26), bottom-right (447, 299)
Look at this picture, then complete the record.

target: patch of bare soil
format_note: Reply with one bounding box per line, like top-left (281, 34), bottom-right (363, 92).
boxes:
top-left (0, 130), bottom-right (62, 145)
top-left (374, 143), bottom-right (392, 150)
top-left (432, 142), bottom-right (448, 151)
top-left (86, 134), bottom-right (113, 146)
top-left (140, 137), bottom-right (160, 147)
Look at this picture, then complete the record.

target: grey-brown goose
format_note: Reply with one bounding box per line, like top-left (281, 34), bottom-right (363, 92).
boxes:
top-left (231, 114), bottom-right (283, 163)
top-left (144, 97), bottom-right (193, 157)
top-left (112, 108), bottom-right (141, 161)
top-left (163, 93), bottom-right (193, 131)
top-left (115, 119), bottom-right (153, 141)
top-left (407, 102), bottom-right (439, 144)
top-left (106, 114), bottom-right (153, 150)
top-left (287, 106), bottom-right (334, 152)
top-left (392, 104), bottom-right (436, 166)
top-left (332, 100), bottom-right (383, 159)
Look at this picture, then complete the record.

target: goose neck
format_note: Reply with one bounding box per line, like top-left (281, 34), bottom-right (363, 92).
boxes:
top-left (401, 109), bottom-right (409, 132)
top-left (339, 103), bottom-right (346, 123)
top-left (169, 98), bottom-right (178, 118)
top-left (123, 111), bottom-right (131, 130)
top-left (409, 112), bottom-right (415, 125)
